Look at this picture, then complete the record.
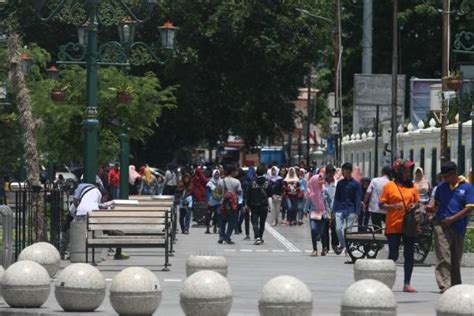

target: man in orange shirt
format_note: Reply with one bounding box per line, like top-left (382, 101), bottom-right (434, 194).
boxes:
top-left (379, 159), bottom-right (420, 293)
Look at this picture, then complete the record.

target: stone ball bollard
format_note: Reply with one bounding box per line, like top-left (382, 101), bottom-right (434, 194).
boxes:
top-left (54, 263), bottom-right (106, 312)
top-left (109, 267), bottom-right (162, 316)
top-left (436, 284), bottom-right (474, 316)
top-left (353, 259), bottom-right (397, 289)
top-left (341, 279), bottom-right (397, 316)
top-left (186, 255), bottom-right (229, 277)
top-left (18, 242), bottom-right (61, 278)
top-left (180, 270), bottom-right (233, 316)
top-left (2, 260), bottom-right (51, 308)
top-left (258, 275), bottom-right (313, 316)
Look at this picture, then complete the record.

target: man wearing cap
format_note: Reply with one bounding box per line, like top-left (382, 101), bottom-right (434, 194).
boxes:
top-left (430, 161), bottom-right (474, 292)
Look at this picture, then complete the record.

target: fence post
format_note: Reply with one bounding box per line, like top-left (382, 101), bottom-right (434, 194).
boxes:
top-left (0, 205), bottom-right (13, 267)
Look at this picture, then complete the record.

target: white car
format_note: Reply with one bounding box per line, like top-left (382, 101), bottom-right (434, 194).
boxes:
top-left (55, 166), bottom-right (78, 185)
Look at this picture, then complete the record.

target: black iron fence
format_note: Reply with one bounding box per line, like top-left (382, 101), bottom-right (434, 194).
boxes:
top-left (12, 182), bottom-right (73, 257)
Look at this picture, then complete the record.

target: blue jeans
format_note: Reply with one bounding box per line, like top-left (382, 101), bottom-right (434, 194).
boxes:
top-left (310, 219), bottom-right (327, 251)
top-left (287, 199), bottom-right (298, 223)
top-left (111, 187), bottom-right (120, 199)
top-left (218, 211), bottom-right (238, 242)
top-left (335, 212), bottom-right (357, 249)
top-left (179, 207), bottom-right (192, 232)
top-left (387, 233), bottom-right (415, 284)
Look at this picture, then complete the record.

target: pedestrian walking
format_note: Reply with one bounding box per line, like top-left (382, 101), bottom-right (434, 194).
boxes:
top-left (298, 168), bottom-right (308, 225)
top-left (139, 167), bottom-right (159, 195)
top-left (267, 166), bottom-right (283, 226)
top-left (279, 167), bottom-right (289, 223)
top-left (379, 159), bottom-right (420, 293)
top-left (428, 161), bottom-right (474, 293)
top-left (108, 163), bottom-right (120, 199)
top-left (333, 163), bottom-right (361, 254)
top-left (307, 173), bottom-right (328, 256)
top-left (192, 166), bottom-right (208, 226)
top-left (206, 169), bottom-right (222, 234)
top-left (177, 172), bottom-right (193, 234)
top-left (163, 164), bottom-right (178, 195)
top-left (237, 167), bottom-right (253, 239)
top-left (246, 166), bottom-right (272, 245)
top-left (218, 165), bottom-right (242, 245)
top-left (414, 167), bottom-right (431, 205)
top-left (358, 177), bottom-right (372, 227)
top-left (283, 167), bottom-right (302, 226)
top-left (365, 166), bottom-right (391, 231)
top-left (322, 164), bottom-right (340, 254)
top-left (129, 165), bottom-right (141, 195)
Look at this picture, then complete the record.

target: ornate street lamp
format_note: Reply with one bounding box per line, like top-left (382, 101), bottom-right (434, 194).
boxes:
top-left (159, 21), bottom-right (178, 51)
top-left (47, 65), bottom-right (60, 81)
top-left (118, 17), bottom-right (137, 45)
top-left (20, 53), bottom-right (32, 75)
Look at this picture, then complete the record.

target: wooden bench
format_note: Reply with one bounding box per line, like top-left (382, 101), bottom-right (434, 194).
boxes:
top-left (344, 223), bottom-right (433, 264)
top-left (109, 205), bottom-right (175, 254)
top-left (86, 211), bottom-right (171, 270)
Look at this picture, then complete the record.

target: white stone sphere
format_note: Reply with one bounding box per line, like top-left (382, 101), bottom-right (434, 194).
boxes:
top-left (180, 270), bottom-right (233, 316)
top-left (18, 242), bottom-right (61, 278)
top-left (437, 284), bottom-right (474, 316)
top-left (2, 260), bottom-right (50, 308)
top-left (186, 255), bottom-right (229, 277)
top-left (354, 259), bottom-right (397, 289)
top-left (259, 275), bottom-right (313, 316)
top-left (341, 279), bottom-right (397, 316)
top-left (109, 267), bottom-right (162, 316)
top-left (54, 263), bottom-right (106, 312)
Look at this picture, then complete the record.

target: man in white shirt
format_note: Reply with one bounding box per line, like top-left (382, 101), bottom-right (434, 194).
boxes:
top-left (73, 183), bottom-right (102, 217)
top-left (364, 166), bottom-right (391, 231)
top-left (322, 165), bottom-right (340, 254)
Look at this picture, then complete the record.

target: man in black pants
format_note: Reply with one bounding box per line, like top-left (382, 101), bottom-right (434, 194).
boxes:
top-left (246, 165), bottom-right (273, 245)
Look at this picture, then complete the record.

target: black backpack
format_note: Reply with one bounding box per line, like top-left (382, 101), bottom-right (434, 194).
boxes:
top-left (249, 180), bottom-right (269, 209)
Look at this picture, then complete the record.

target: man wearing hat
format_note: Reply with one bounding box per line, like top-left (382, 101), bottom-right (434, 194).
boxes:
top-left (429, 161), bottom-right (474, 292)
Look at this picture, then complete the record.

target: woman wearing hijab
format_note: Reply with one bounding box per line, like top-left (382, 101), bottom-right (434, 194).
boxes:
top-left (298, 168), bottom-right (309, 225)
top-left (129, 165), bottom-right (141, 195)
top-left (267, 166), bottom-right (283, 226)
top-left (414, 167), bottom-right (431, 205)
top-left (139, 167), bottom-right (159, 195)
top-left (206, 169), bottom-right (222, 234)
top-left (237, 167), bottom-right (256, 239)
top-left (379, 159), bottom-right (420, 293)
top-left (192, 167), bottom-right (209, 226)
top-left (352, 166), bottom-right (362, 183)
top-left (283, 167), bottom-right (303, 226)
top-left (307, 173), bottom-right (327, 256)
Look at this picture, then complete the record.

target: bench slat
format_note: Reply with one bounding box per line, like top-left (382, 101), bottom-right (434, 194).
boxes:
top-left (91, 212), bottom-right (168, 217)
top-left (346, 233), bottom-right (387, 241)
top-left (89, 218), bottom-right (165, 224)
top-left (89, 224), bottom-right (165, 231)
top-left (111, 206), bottom-right (171, 211)
top-left (92, 235), bottom-right (165, 239)
top-left (87, 239), bottom-right (165, 245)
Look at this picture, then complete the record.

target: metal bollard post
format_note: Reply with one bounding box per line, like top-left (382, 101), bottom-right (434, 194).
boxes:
top-left (0, 205), bottom-right (14, 268)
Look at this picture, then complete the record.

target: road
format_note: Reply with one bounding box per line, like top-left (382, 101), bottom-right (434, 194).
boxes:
top-left (0, 219), bottom-right (473, 315)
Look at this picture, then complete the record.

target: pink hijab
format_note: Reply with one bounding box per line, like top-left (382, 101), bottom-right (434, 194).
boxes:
top-left (129, 165), bottom-right (141, 185)
top-left (307, 174), bottom-right (325, 212)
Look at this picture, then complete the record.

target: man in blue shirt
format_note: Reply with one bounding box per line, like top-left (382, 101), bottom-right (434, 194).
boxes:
top-left (431, 161), bottom-right (474, 292)
top-left (333, 163), bottom-right (362, 254)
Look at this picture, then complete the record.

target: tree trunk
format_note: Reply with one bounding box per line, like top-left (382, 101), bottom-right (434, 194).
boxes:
top-left (8, 33), bottom-right (46, 241)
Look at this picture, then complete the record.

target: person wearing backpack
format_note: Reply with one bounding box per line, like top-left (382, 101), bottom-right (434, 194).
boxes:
top-left (218, 164), bottom-right (242, 245)
top-left (246, 165), bottom-right (273, 245)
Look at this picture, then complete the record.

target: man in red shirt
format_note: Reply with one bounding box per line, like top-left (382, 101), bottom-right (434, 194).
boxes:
top-left (108, 163), bottom-right (120, 199)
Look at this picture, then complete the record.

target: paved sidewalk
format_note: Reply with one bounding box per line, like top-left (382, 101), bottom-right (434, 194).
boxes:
top-left (0, 220), bottom-right (473, 315)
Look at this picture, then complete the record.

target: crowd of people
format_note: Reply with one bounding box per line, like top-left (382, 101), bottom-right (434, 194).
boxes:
top-left (70, 158), bottom-right (472, 295)
top-left (156, 159), bottom-right (473, 295)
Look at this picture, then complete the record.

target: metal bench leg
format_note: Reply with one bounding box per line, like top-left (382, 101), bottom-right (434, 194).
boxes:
top-left (162, 240), bottom-right (170, 272)
top-left (86, 246), bottom-right (88, 264)
top-left (92, 247), bottom-right (97, 266)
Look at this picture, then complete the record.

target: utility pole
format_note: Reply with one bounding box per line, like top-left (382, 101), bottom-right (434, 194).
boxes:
top-left (362, 0), bottom-right (373, 74)
top-left (440, 0), bottom-right (450, 163)
top-left (335, 0), bottom-right (342, 164)
top-left (390, 0), bottom-right (399, 164)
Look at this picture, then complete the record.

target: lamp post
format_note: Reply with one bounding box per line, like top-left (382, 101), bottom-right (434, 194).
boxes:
top-left (36, 1), bottom-right (177, 195)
